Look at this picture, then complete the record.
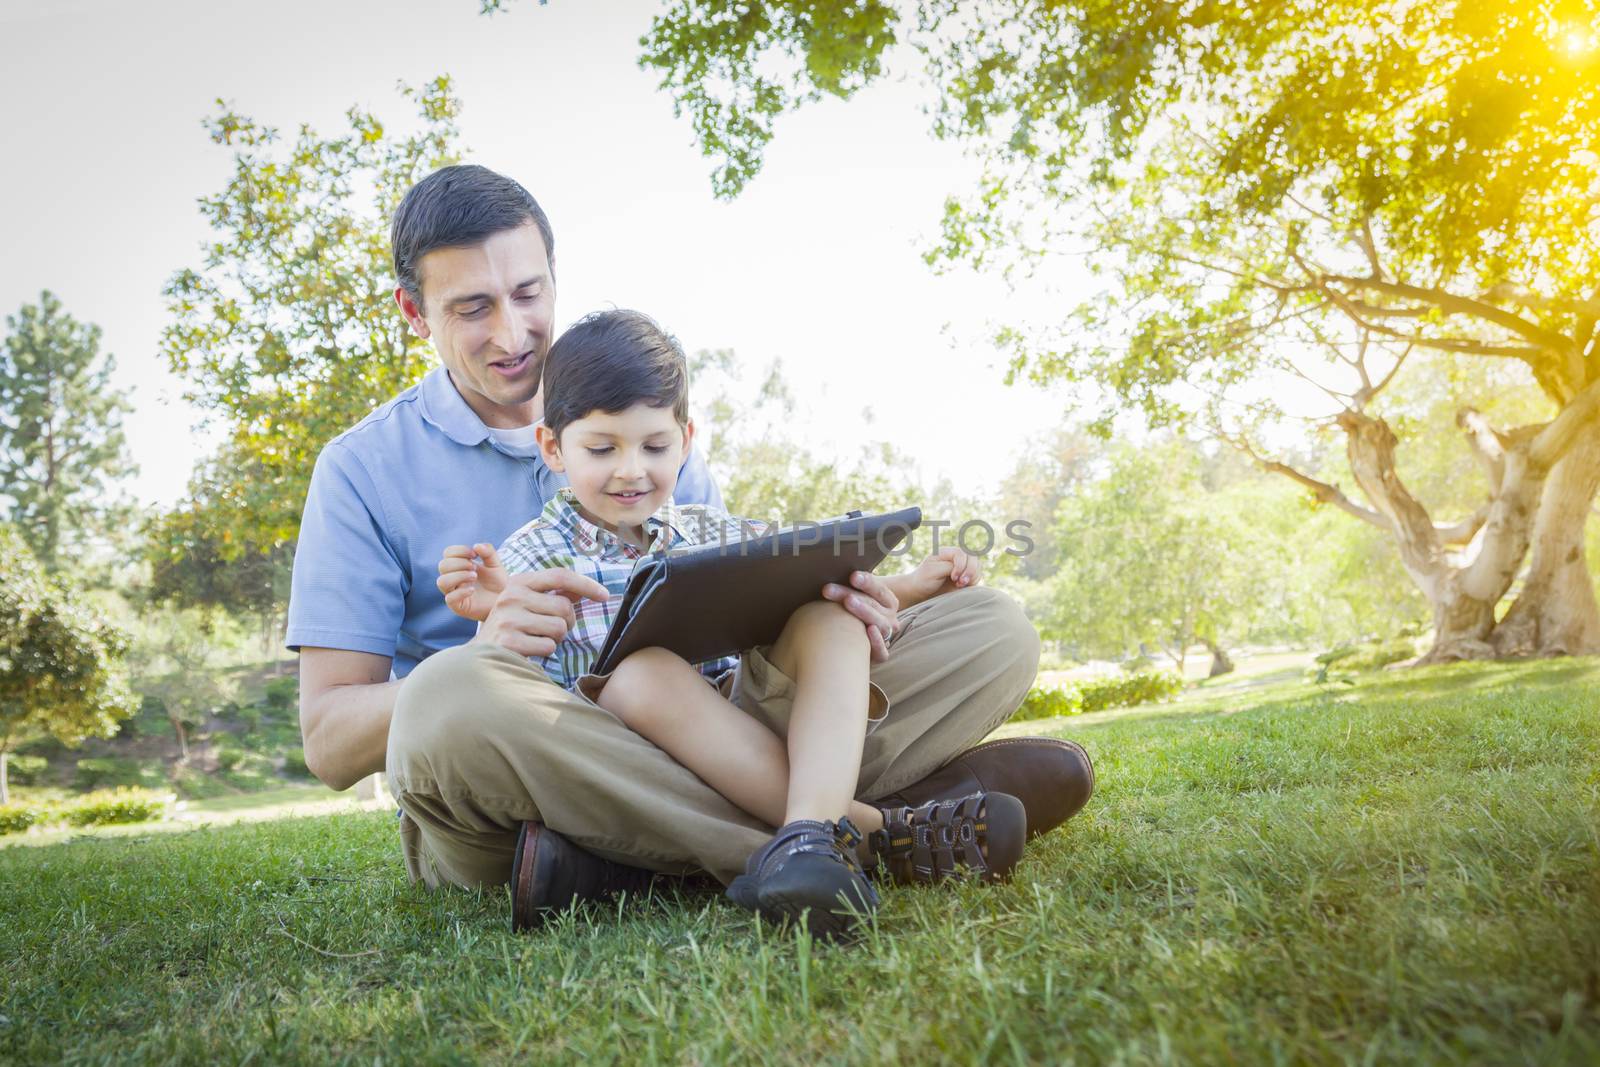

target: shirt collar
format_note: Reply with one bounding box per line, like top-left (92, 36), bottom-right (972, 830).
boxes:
top-left (417, 365), bottom-right (549, 451)
top-left (548, 488), bottom-right (686, 554)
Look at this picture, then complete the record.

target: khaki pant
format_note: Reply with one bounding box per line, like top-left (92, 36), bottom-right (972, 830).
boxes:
top-left (386, 585), bottom-right (1039, 887)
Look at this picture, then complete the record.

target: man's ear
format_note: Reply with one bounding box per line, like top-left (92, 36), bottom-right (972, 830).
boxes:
top-left (395, 286), bottom-right (431, 340)
top-left (536, 424), bottom-right (565, 473)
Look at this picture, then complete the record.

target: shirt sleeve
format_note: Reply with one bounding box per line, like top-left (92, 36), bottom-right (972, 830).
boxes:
top-left (673, 442), bottom-right (724, 510)
top-left (285, 441), bottom-right (407, 658)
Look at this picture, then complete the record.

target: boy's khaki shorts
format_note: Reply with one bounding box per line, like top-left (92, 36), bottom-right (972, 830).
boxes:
top-left (578, 644), bottom-right (890, 738)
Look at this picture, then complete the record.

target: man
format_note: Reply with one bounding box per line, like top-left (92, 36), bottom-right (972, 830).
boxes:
top-left (288, 164), bottom-right (1094, 926)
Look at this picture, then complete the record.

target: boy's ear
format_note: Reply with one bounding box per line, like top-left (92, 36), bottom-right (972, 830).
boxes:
top-left (680, 416), bottom-right (696, 455)
top-left (536, 424), bottom-right (564, 472)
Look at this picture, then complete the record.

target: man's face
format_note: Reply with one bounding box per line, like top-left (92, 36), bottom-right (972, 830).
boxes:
top-left (537, 403), bottom-right (694, 534)
top-left (396, 222), bottom-right (555, 428)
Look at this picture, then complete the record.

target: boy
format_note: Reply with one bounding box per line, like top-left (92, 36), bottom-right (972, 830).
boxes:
top-left (438, 309), bottom-right (1025, 939)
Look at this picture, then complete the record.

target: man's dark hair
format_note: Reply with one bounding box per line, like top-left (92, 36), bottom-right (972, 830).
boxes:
top-left (542, 310), bottom-right (690, 440)
top-left (390, 164), bottom-right (555, 309)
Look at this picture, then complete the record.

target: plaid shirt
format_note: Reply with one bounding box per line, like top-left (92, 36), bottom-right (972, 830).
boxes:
top-left (497, 488), bottom-right (765, 689)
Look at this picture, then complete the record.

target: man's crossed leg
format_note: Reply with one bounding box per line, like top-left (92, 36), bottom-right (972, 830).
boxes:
top-left (387, 585), bottom-right (1091, 898)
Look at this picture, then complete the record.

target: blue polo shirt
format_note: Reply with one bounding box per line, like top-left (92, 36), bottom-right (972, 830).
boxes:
top-left (285, 366), bottom-right (723, 676)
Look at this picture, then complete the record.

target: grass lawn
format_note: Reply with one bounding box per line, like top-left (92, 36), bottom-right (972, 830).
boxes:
top-left (3, 659), bottom-right (1597, 1065)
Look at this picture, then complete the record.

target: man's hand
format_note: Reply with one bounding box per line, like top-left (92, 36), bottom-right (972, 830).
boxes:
top-left (437, 542), bottom-right (511, 622)
top-left (474, 568), bottom-right (611, 658)
top-left (821, 570), bottom-right (900, 663)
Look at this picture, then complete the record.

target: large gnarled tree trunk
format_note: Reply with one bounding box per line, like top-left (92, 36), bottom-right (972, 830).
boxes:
top-left (1253, 376), bottom-right (1600, 663)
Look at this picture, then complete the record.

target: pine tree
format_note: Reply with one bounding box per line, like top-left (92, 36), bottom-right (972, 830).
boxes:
top-left (0, 291), bottom-right (136, 568)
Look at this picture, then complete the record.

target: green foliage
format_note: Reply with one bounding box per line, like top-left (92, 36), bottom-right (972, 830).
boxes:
top-left (0, 803), bottom-right (38, 835)
top-left (214, 743), bottom-right (245, 772)
top-left (126, 607), bottom-right (241, 756)
top-left (690, 350), bottom-right (962, 533)
top-left (1078, 670), bottom-right (1184, 712)
top-left (281, 747), bottom-right (311, 778)
top-left (0, 524), bottom-right (136, 803)
top-left (1011, 685), bottom-right (1083, 721)
top-left (5, 753), bottom-right (48, 785)
top-left (640, 0), bottom-right (1600, 655)
top-left (153, 78), bottom-right (465, 609)
top-left (262, 676), bottom-right (298, 711)
top-left (232, 704), bottom-right (263, 734)
top-left (61, 788), bottom-right (167, 828)
top-left (1045, 439), bottom-right (1292, 664)
top-left (1011, 670), bottom-right (1182, 722)
top-left (638, 0), bottom-right (898, 197)
top-left (0, 291), bottom-right (136, 567)
top-left (74, 756), bottom-right (154, 791)
top-left (1317, 638), bottom-right (1419, 675)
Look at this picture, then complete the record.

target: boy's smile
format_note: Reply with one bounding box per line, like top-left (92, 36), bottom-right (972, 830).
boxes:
top-left (537, 402), bottom-right (696, 547)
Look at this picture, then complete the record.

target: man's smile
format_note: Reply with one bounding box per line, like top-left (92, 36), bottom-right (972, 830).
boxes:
top-left (488, 351), bottom-right (534, 377)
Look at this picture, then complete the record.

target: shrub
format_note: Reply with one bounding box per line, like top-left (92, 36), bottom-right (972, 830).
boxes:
top-left (6, 753), bottom-right (50, 785)
top-left (281, 747), bottom-right (311, 778)
top-left (1010, 670), bottom-right (1183, 723)
top-left (75, 756), bottom-right (149, 790)
top-left (62, 788), bottom-right (167, 827)
top-left (214, 742), bottom-right (245, 771)
top-left (0, 803), bottom-right (41, 835)
top-left (1079, 670), bottom-right (1184, 712)
top-left (263, 677), bottom-right (298, 710)
top-left (1014, 686), bottom-right (1085, 721)
top-left (1315, 638), bottom-right (1417, 676)
top-left (233, 705), bottom-right (262, 734)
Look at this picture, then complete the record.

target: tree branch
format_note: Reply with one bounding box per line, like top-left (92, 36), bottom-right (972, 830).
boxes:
top-left (1218, 430), bottom-right (1387, 529)
top-left (1433, 504), bottom-right (1490, 545)
top-left (1321, 275), bottom-right (1577, 356)
top-left (1530, 376), bottom-right (1600, 471)
top-left (1456, 407), bottom-right (1508, 493)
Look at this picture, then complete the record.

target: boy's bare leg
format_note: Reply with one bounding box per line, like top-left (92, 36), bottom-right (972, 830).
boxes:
top-left (597, 600), bottom-right (883, 833)
top-left (763, 600), bottom-right (873, 825)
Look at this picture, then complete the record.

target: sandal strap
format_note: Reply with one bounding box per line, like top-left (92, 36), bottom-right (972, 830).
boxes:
top-left (869, 792), bottom-right (992, 883)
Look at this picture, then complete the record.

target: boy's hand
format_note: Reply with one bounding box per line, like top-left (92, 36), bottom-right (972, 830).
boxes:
top-left (906, 547), bottom-right (981, 603)
top-left (437, 542), bottom-right (510, 622)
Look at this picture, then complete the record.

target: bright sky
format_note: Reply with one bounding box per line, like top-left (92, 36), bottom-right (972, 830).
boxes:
top-left (0, 0), bottom-right (1080, 509)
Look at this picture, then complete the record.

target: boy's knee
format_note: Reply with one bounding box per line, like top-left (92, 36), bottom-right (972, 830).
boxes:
top-left (786, 599), bottom-right (869, 646)
top-left (598, 646), bottom-right (681, 725)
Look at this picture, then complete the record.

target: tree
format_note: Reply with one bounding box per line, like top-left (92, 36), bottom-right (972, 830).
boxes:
top-left (690, 349), bottom-right (962, 537)
top-left (141, 445), bottom-right (293, 655)
top-left (1047, 439), bottom-right (1288, 673)
top-left (153, 77), bottom-right (464, 618)
top-left (126, 608), bottom-right (240, 760)
top-left (634, 0), bottom-right (1600, 662)
top-left (991, 427), bottom-right (1099, 582)
top-left (0, 291), bottom-right (135, 568)
top-left (0, 525), bottom-right (136, 803)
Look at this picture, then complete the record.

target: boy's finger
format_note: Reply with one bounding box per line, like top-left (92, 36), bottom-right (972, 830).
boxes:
top-left (476, 543), bottom-right (503, 567)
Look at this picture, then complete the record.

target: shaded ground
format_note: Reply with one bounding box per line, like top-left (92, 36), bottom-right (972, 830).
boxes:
top-left (2, 658), bottom-right (1597, 1065)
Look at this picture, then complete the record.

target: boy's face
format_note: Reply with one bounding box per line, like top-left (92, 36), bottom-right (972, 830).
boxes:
top-left (537, 402), bottom-right (695, 532)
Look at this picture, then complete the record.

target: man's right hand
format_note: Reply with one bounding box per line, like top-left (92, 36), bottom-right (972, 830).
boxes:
top-left (474, 568), bottom-right (611, 658)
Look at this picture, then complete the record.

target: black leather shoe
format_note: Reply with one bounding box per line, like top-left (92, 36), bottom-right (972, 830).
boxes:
top-left (880, 737), bottom-right (1094, 840)
top-left (511, 821), bottom-right (655, 932)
